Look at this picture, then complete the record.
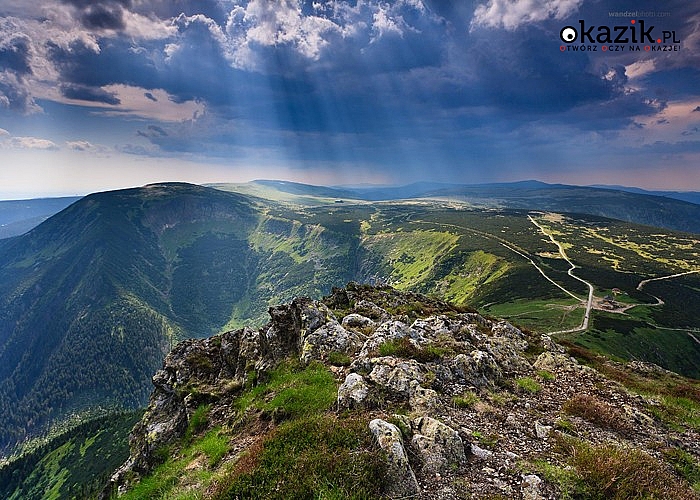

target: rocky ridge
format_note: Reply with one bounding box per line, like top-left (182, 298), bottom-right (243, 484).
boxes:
top-left (104, 283), bottom-right (700, 499)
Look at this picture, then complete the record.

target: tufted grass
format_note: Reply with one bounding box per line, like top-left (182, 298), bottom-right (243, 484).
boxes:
top-left (211, 415), bottom-right (386, 499)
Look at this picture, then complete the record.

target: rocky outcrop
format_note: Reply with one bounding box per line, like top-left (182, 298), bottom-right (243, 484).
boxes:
top-left (106, 283), bottom-right (700, 499)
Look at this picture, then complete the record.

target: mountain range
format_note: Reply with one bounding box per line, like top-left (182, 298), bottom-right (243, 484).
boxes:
top-left (0, 180), bottom-right (698, 458)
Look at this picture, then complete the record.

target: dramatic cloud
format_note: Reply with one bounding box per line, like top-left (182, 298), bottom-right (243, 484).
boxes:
top-left (0, 0), bottom-right (699, 194)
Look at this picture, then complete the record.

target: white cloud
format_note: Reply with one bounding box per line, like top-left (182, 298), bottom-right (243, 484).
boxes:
top-left (96, 85), bottom-right (206, 122)
top-left (9, 136), bottom-right (60, 150)
top-left (471, 0), bottom-right (583, 30)
top-left (225, 0), bottom-right (341, 69)
top-left (65, 140), bottom-right (112, 155)
top-left (625, 60), bottom-right (656, 80)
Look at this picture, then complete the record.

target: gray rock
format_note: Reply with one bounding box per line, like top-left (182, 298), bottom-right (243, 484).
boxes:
top-left (353, 299), bottom-right (391, 322)
top-left (367, 357), bottom-right (425, 397)
top-left (341, 313), bottom-right (376, 332)
top-left (411, 416), bottom-right (466, 474)
top-left (359, 320), bottom-right (414, 357)
top-left (521, 474), bottom-right (543, 500)
top-left (533, 351), bottom-right (577, 373)
top-left (491, 320), bottom-right (525, 340)
top-left (337, 373), bottom-right (369, 409)
top-left (300, 320), bottom-right (362, 364)
top-left (470, 442), bottom-right (493, 460)
top-left (409, 380), bottom-right (439, 411)
top-left (411, 315), bottom-right (459, 343)
top-left (485, 337), bottom-right (530, 374)
top-left (534, 422), bottom-right (551, 439)
top-left (451, 350), bottom-right (502, 388)
top-left (369, 419), bottom-right (420, 498)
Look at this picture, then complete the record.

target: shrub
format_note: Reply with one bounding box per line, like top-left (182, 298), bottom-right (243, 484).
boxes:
top-left (377, 337), bottom-right (445, 362)
top-left (562, 394), bottom-right (631, 433)
top-left (556, 436), bottom-right (697, 499)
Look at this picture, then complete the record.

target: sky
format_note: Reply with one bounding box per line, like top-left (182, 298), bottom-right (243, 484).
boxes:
top-left (0, 0), bottom-right (699, 199)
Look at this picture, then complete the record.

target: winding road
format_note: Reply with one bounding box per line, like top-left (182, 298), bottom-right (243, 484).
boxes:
top-left (527, 216), bottom-right (594, 333)
top-left (637, 269), bottom-right (700, 290)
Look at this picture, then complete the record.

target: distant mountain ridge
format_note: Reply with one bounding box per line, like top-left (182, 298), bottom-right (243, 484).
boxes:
top-left (589, 184), bottom-right (700, 206)
top-left (8, 181), bottom-right (700, 237)
top-left (240, 180), bottom-right (700, 233)
top-left (0, 196), bottom-right (82, 239)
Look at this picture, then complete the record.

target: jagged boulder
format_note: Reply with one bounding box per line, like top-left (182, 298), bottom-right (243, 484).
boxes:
top-left (300, 320), bottom-right (362, 364)
top-left (103, 284), bottom-right (700, 500)
top-left (369, 419), bottom-right (420, 498)
top-left (337, 373), bottom-right (369, 409)
top-left (451, 350), bottom-right (503, 388)
top-left (366, 357), bottom-right (426, 397)
top-left (341, 312), bottom-right (375, 329)
top-left (411, 416), bottom-right (467, 474)
top-left (358, 320), bottom-right (417, 357)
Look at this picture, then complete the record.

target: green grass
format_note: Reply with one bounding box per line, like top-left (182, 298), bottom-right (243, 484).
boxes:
top-left (234, 361), bottom-right (338, 419)
top-left (213, 415), bottom-right (386, 499)
top-left (529, 459), bottom-right (581, 500)
top-left (195, 430), bottom-right (229, 467)
top-left (574, 314), bottom-right (700, 379)
top-left (650, 395), bottom-right (700, 432)
top-left (664, 448), bottom-right (700, 492)
top-left (362, 230), bottom-right (459, 289)
top-left (484, 298), bottom-right (584, 333)
top-left (452, 391), bottom-right (480, 408)
top-left (515, 377), bottom-right (541, 394)
top-left (327, 351), bottom-right (352, 366)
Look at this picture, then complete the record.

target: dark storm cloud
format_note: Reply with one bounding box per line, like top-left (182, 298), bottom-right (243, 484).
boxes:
top-left (0, 32), bottom-right (37, 112)
top-left (1, 0), bottom-right (699, 187)
top-left (80, 3), bottom-right (126, 30)
top-left (58, 0), bottom-right (132, 30)
top-left (0, 34), bottom-right (32, 75)
top-left (135, 0), bottom-right (228, 24)
top-left (639, 68), bottom-right (700, 100)
top-left (47, 39), bottom-right (138, 88)
top-left (60, 84), bottom-right (121, 105)
top-left (59, 0), bottom-right (131, 8)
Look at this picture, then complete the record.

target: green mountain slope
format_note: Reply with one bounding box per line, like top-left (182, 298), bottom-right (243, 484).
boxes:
top-left (0, 184), bottom-right (260, 450)
top-left (1, 183), bottom-right (698, 457)
top-left (0, 411), bottom-right (141, 500)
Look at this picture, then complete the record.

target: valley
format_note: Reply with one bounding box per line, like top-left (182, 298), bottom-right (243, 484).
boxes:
top-left (0, 181), bottom-right (699, 497)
